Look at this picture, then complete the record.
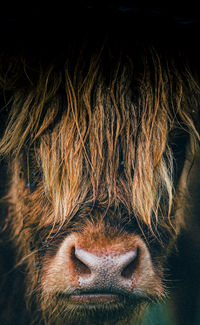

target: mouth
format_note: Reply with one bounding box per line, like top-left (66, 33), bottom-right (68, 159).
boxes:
top-left (69, 293), bottom-right (122, 304)
top-left (54, 291), bottom-right (147, 323)
top-left (58, 289), bottom-right (145, 308)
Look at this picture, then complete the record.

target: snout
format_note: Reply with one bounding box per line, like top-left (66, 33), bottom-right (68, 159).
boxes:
top-left (70, 246), bottom-right (137, 295)
top-left (65, 245), bottom-right (138, 304)
top-left (42, 224), bottom-right (163, 310)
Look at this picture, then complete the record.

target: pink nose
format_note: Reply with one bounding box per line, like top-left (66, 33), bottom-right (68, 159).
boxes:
top-left (71, 246), bottom-right (138, 291)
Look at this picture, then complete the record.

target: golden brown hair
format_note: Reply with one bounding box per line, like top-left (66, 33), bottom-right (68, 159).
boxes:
top-left (1, 29), bottom-right (200, 325)
top-left (0, 39), bottom-right (200, 238)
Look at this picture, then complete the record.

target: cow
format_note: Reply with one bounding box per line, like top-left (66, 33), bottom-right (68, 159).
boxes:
top-left (0, 17), bottom-right (200, 325)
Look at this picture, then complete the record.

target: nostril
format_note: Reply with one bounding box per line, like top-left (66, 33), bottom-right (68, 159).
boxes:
top-left (71, 247), bottom-right (91, 277)
top-left (121, 248), bottom-right (138, 279)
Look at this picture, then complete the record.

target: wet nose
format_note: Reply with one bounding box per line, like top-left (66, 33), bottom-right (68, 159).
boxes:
top-left (71, 246), bottom-right (138, 289)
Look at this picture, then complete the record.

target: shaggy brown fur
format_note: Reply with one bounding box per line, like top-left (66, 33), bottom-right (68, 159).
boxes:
top-left (0, 25), bottom-right (200, 325)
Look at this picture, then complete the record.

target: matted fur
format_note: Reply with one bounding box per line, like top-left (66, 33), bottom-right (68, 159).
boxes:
top-left (0, 33), bottom-right (200, 325)
top-left (1, 41), bottom-right (199, 227)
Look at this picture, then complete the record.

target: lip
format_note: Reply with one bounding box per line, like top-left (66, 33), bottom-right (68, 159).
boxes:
top-left (69, 293), bottom-right (122, 304)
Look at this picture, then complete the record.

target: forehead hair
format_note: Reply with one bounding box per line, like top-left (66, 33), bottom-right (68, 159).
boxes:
top-left (0, 33), bottom-right (200, 233)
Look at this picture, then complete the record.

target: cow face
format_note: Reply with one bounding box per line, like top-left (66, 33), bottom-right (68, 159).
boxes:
top-left (1, 40), bottom-right (200, 324)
